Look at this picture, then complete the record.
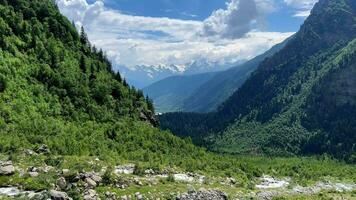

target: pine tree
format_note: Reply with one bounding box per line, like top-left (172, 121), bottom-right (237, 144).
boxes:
top-left (80, 55), bottom-right (86, 72)
top-left (80, 26), bottom-right (89, 46)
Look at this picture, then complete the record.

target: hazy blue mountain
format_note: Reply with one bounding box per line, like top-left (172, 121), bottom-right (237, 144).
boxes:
top-left (119, 60), bottom-right (243, 89)
top-left (143, 73), bottom-right (217, 113)
top-left (182, 38), bottom-right (290, 113)
top-left (144, 38), bottom-right (289, 113)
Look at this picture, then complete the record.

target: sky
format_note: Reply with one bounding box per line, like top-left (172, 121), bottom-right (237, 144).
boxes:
top-left (56, 0), bottom-right (318, 71)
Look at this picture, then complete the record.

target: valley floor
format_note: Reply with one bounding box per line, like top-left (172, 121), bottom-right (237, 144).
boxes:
top-left (0, 151), bottom-right (355, 200)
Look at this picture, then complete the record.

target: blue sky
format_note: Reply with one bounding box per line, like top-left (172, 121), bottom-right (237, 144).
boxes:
top-left (88, 0), bottom-right (308, 32)
top-left (57, 0), bottom-right (317, 71)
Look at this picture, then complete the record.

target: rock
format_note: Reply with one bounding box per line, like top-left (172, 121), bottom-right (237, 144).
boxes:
top-left (144, 169), bottom-right (155, 175)
top-left (42, 165), bottom-right (54, 173)
top-left (134, 178), bottom-right (143, 186)
top-left (0, 187), bottom-right (22, 196)
top-left (173, 174), bottom-right (194, 183)
top-left (105, 191), bottom-right (117, 200)
top-left (50, 190), bottom-right (71, 200)
top-left (29, 172), bottom-right (39, 177)
top-left (24, 149), bottom-right (37, 156)
top-left (121, 195), bottom-right (128, 200)
top-left (36, 144), bottom-right (50, 154)
top-left (256, 191), bottom-right (280, 200)
top-left (177, 189), bottom-right (227, 200)
top-left (91, 174), bottom-right (102, 183)
top-left (62, 169), bottom-right (71, 177)
top-left (226, 177), bottom-right (236, 185)
top-left (27, 191), bottom-right (48, 199)
top-left (255, 175), bottom-right (289, 189)
top-left (57, 177), bottom-right (67, 190)
top-left (85, 178), bottom-right (97, 188)
top-left (28, 166), bottom-right (38, 172)
top-left (83, 189), bottom-right (100, 200)
top-left (27, 166), bottom-right (40, 177)
top-left (135, 192), bottom-right (143, 200)
top-left (0, 161), bottom-right (15, 175)
top-left (114, 164), bottom-right (135, 175)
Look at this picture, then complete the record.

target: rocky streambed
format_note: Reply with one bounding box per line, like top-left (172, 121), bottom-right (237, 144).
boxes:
top-left (0, 159), bottom-right (355, 200)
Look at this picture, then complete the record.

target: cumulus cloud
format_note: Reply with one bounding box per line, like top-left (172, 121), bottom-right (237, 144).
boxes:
top-left (201, 0), bottom-right (276, 39)
top-left (56, 0), bottom-right (293, 70)
top-left (284, 0), bottom-right (318, 18)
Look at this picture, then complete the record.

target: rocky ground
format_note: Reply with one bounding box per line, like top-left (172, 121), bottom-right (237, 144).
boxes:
top-left (0, 147), bottom-right (355, 200)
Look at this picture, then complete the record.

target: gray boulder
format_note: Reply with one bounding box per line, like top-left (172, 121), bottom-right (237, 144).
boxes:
top-left (176, 188), bottom-right (227, 200)
top-left (49, 190), bottom-right (72, 200)
top-left (0, 161), bottom-right (15, 175)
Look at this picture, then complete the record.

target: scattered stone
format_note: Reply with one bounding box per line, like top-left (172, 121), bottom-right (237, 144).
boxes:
top-left (256, 191), bottom-right (281, 200)
top-left (0, 187), bottom-right (39, 198)
top-left (144, 169), bottom-right (155, 175)
top-left (36, 144), bottom-right (50, 154)
top-left (115, 164), bottom-right (135, 174)
top-left (177, 189), bottom-right (227, 200)
top-left (50, 190), bottom-right (71, 200)
top-left (83, 189), bottom-right (100, 200)
top-left (57, 177), bottom-right (67, 190)
top-left (62, 169), bottom-right (71, 177)
top-left (85, 178), bottom-right (97, 188)
top-left (105, 191), bottom-right (117, 200)
top-left (173, 174), bottom-right (194, 183)
top-left (24, 149), bottom-right (37, 156)
top-left (135, 192), bottom-right (143, 200)
top-left (29, 171), bottom-right (39, 177)
top-left (0, 161), bottom-right (15, 175)
top-left (226, 177), bottom-right (237, 185)
top-left (0, 187), bottom-right (22, 196)
top-left (91, 174), bottom-right (102, 183)
top-left (121, 195), bottom-right (128, 200)
top-left (255, 175), bottom-right (289, 189)
top-left (134, 178), bottom-right (143, 186)
top-left (27, 166), bottom-right (40, 177)
top-left (42, 165), bottom-right (55, 173)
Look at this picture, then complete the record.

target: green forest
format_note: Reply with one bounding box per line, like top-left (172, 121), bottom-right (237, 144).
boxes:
top-left (0, 0), bottom-right (354, 199)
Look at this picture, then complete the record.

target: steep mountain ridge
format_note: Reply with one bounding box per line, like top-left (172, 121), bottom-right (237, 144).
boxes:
top-left (0, 0), bottom-right (212, 165)
top-left (182, 39), bottom-right (290, 113)
top-left (160, 0), bottom-right (356, 161)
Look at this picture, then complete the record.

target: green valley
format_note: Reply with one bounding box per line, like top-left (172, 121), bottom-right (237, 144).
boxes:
top-left (0, 0), bottom-right (354, 199)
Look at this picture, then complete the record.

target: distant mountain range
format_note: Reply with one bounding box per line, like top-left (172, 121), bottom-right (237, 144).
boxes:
top-left (160, 0), bottom-right (356, 162)
top-left (118, 60), bottom-right (244, 89)
top-left (144, 38), bottom-right (290, 113)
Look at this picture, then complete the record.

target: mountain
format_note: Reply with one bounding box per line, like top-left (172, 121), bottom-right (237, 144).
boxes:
top-left (182, 39), bottom-right (290, 113)
top-left (0, 0), bottom-right (225, 169)
top-left (0, 1), bottom-right (355, 199)
top-left (144, 39), bottom-right (289, 113)
top-left (143, 72), bottom-right (217, 113)
top-left (119, 60), bottom-right (242, 89)
top-left (160, 0), bottom-right (356, 162)
top-left (119, 64), bottom-right (185, 89)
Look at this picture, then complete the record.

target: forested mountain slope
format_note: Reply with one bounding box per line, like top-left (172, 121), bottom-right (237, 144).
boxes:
top-left (0, 0), bottom-right (210, 166)
top-left (160, 0), bottom-right (356, 162)
top-left (182, 39), bottom-right (290, 113)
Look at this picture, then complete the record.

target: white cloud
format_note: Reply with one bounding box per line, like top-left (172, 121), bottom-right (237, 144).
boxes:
top-left (201, 0), bottom-right (276, 39)
top-left (56, 0), bottom-right (293, 71)
top-left (284, 0), bottom-right (318, 18)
